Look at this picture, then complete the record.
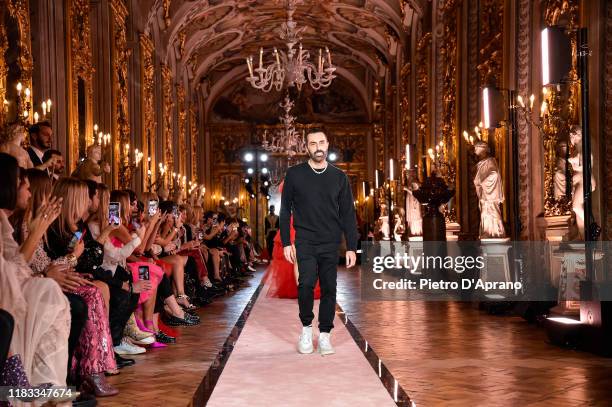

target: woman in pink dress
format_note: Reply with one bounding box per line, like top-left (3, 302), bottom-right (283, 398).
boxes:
top-left (264, 182), bottom-right (320, 299)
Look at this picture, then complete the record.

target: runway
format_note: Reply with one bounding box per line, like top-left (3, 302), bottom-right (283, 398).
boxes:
top-left (206, 286), bottom-right (396, 407)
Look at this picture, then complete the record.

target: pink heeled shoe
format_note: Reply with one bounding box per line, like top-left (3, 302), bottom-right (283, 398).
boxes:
top-left (135, 317), bottom-right (155, 334)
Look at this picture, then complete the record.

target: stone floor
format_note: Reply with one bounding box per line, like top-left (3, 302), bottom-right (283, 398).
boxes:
top-left (99, 267), bottom-right (612, 406)
top-left (336, 268), bottom-right (612, 407)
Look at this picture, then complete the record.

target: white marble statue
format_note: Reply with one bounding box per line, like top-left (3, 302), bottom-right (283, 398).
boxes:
top-left (473, 141), bottom-right (506, 239)
top-left (376, 204), bottom-right (391, 240)
top-left (403, 170), bottom-right (423, 237)
top-left (568, 126), bottom-right (596, 239)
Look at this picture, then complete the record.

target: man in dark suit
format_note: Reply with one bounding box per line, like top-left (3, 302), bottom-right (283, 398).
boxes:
top-left (26, 121), bottom-right (53, 167)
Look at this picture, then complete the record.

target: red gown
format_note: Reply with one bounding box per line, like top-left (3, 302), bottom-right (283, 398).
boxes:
top-left (264, 218), bottom-right (321, 299)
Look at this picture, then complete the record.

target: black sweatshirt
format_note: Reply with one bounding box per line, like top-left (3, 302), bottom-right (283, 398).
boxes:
top-left (280, 161), bottom-right (359, 251)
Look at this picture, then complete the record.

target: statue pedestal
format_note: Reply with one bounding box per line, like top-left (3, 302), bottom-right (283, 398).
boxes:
top-left (480, 238), bottom-right (513, 299)
top-left (550, 246), bottom-right (605, 316)
top-left (446, 222), bottom-right (461, 242)
top-left (538, 214), bottom-right (571, 242)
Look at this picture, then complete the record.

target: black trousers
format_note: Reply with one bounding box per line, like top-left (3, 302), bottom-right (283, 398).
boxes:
top-left (266, 231), bottom-right (276, 256)
top-left (295, 240), bottom-right (339, 333)
top-left (108, 266), bottom-right (139, 347)
top-left (65, 293), bottom-right (88, 379)
top-left (0, 309), bottom-right (15, 374)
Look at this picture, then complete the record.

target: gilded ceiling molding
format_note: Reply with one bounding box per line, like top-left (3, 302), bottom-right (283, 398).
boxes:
top-left (110, 0), bottom-right (131, 188)
top-left (163, 0), bottom-right (172, 29)
top-left (68, 0), bottom-right (94, 167)
top-left (140, 33), bottom-right (157, 186)
top-left (161, 64), bottom-right (174, 174)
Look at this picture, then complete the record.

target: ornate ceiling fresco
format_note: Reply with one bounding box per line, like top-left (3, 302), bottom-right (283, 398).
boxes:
top-left (147, 0), bottom-right (415, 118)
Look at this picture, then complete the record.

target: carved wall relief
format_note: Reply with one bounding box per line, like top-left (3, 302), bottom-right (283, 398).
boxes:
top-left (161, 64), bottom-right (174, 180)
top-left (541, 0), bottom-right (579, 217)
top-left (111, 0), bottom-right (131, 188)
top-left (68, 0), bottom-right (94, 169)
top-left (415, 31), bottom-right (431, 179)
top-left (189, 103), bottom-right (198, 181)
top-left (177, 83), bottom-right (186, 177)
top-left (1, 0), bottom-right (33, 127)
top-left (141, 33), bottom-right (156, 187)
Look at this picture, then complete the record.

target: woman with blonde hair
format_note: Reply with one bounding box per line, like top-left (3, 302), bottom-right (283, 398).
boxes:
top-left (42, 177), bottom-right (119, 396)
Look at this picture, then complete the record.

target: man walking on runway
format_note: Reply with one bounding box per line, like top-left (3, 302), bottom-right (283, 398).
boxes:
top-left (280, 128), bottom-right (358, 356)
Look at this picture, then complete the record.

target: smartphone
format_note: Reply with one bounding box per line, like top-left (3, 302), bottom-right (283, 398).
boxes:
top-left (109, 202), bottom-right (121, 226)
top-left (138, 265), bottom-right (150, 281)
top-left (197, 231), bottom-right (204, 241)
top-left (172, 205), bottom-right (179, 219)
top-left (67, 230), bottom-right (83, 252)
top-left (131, 219), bottom-right (141, 230)
top-left (148, 200), bottom-right (158, 217)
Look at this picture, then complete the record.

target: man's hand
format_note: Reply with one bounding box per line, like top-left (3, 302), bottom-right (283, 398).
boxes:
top-left (283, 245), bottom-right (296, 264)
top-left (132, 280), bottom-right (152, 293)
top-left (345, 250), bottom-right (356, 268)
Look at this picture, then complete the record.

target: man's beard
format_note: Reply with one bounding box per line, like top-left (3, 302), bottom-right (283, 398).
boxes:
top-left (308, 149), bottom-right (327, 163)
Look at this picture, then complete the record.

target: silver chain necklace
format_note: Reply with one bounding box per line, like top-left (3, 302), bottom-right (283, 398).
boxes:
top-left (308, 160), bottom-right (328, 175)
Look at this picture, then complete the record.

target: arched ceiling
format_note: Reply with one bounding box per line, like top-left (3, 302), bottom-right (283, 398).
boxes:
top-left (147, 0), bottom-right (416, 116)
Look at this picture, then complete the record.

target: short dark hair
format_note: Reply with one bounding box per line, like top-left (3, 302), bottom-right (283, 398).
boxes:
top-left (28, 121), bottom-right (52, 136)
top-left (204, 210), bottom-right (215, 221)
top-left (216, 213), bottom-right (226, 223)
top-left (305, 127), bottom-right (327, 143)
top-left (0, 153), bottom-right (20, 210)
top-left (42, 149), bottom-right (62, 162)
top-left (84, 180), bottom-right (99, 199)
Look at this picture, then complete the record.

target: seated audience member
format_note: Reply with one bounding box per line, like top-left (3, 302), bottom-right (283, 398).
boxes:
top-left (12, 171), bottom-right (118, 396)
top-left (41, 149), bottom-right (64, 181)
top-left (0, 153), bottom-right (71, 388)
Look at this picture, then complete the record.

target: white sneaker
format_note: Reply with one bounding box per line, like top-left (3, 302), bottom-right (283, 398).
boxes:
top-left (318, 332), bottom-right (335, 355)
top-left (297, 326), bottom-right (314, 354)
top-left (247, 264), bottom-right (257, 272)
top-left (114, 337), bottom-right (146, 355)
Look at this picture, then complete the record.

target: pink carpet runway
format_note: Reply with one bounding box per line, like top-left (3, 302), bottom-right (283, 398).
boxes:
top-left (206, 287), bottom-right (396, 406)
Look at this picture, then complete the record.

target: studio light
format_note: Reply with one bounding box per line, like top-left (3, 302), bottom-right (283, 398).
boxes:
top-left (328, 152), bottom-right (337, 161)
top-left (244, 178), bottom-right (250, 184)
top-left (261, 167), bottom-right (269, 174)
top-left (481, 86), bottom-right (505, 129)
top-left (244, 152), bottom-right (254, 162)
top-left (247, 168), bottom-right (254, 174)
top-left (260, 153), bottom-right (268, 162)
top-left (541, 26), bottom-right (572, 85)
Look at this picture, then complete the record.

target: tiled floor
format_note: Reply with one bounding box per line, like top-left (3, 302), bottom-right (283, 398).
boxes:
top-left (99, 267), bottom-right (612, 406)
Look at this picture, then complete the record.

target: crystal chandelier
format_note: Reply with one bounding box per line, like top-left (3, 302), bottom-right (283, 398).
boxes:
top-left (245, 0), bottom-right (336, 92)
top-left (261, 94), bottom-right (308, 157)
